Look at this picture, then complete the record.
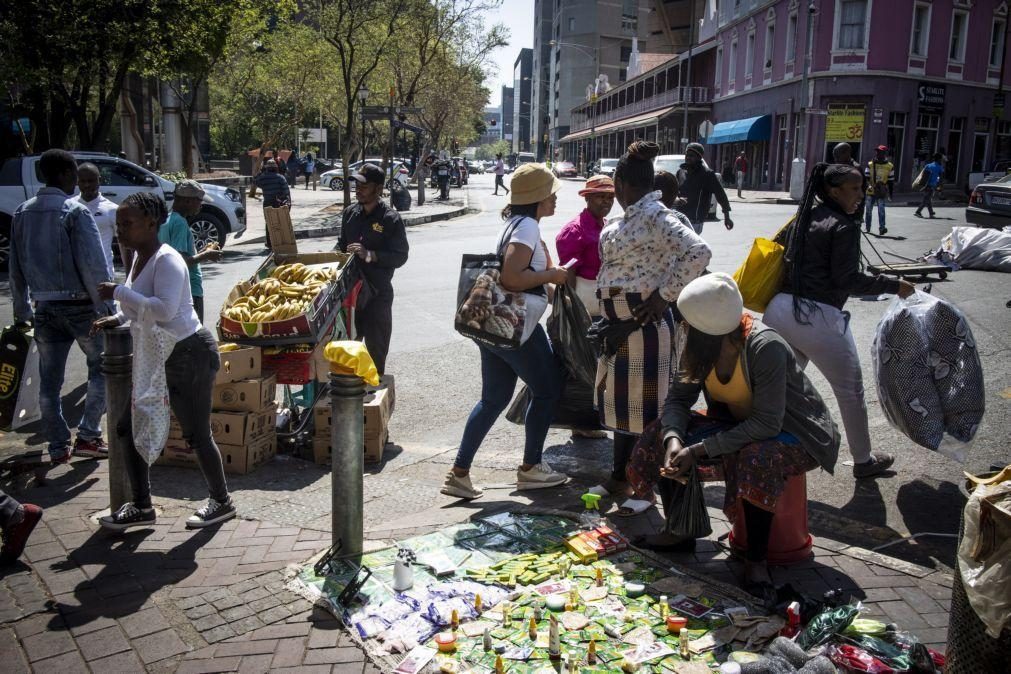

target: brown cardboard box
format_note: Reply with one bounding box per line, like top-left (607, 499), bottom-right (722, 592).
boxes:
top-left (264, 205), bottom-right (297, 255)
top-left (212, 374), bottom-right (276, 412)
top-left (312, 386), bottom-right (391, 465)
top-left (313, 375), bottom-right (395, 435)
top-left (158, 433), bottom-right (277, 475)
top-left (215, 345), bottom-right (262, 385)
top-left (169, 407), bottom-right (274, 444)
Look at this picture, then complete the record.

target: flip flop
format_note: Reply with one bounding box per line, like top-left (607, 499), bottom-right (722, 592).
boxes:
top-left (614, 498), bottom-right (654, 517)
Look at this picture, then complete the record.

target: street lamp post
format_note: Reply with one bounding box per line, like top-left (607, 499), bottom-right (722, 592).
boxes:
top-left (790, 2), bottom-right (817, 200)
top-left (549, 39), bottom-right (599, 172)
top-left (357, 84), bottom-right (370, 161)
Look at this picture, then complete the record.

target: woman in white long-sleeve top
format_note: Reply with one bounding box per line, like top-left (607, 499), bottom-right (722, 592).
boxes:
top-left (92, 192), bottom-right (235, 531)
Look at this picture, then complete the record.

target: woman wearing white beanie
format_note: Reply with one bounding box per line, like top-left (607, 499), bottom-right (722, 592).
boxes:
top-left (627, 273), bottom-right (840, 596)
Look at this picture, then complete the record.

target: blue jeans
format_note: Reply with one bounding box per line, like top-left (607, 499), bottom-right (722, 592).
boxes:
top-left (864, 195), bottom-right (887, 231)
top-left (455, 325), bottom-right (564, 470)
top-left (34, 303), bottom-right (106, 457)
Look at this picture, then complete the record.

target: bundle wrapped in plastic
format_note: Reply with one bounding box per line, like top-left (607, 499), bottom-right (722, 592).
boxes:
top-left (872, 291), bottom-right (984, 462)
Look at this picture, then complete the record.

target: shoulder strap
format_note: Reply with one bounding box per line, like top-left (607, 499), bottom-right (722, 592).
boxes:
top-left (495, 215), bottom-right (524, 257)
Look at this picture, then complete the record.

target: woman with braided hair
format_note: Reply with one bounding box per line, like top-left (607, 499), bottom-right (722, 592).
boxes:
top-left (763, 163), bottom-right (915, 479)
top-left (91, 192), bottom-right (235, 531)
top-left (590, 141), bottom-right (711, 516)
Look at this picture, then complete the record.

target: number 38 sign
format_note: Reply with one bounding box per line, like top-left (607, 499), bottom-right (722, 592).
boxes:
top-left (826, 107), bottom-right (867, 142)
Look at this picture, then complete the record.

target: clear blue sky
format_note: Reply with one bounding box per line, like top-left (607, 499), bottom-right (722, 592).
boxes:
top-left (485, 0), bottom-right (534, 109)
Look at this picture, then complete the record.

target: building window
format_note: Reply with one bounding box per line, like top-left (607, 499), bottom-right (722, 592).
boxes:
top-left (887, 112), bottom-right (907, 183)
top-left (836, 0), bottom-right (868, 50)
top-left (946, 117), bottom-right (965, 182)
top-left (910, 4), bottom-right (930, 58)
top-left (990, 18), bottom-right (1006, 68)
top-left (914, 113), bottom-right (941, 176)
top-left (950, 10), bottom-right (969, 62)
top-left (729, 39), bottom-right (738, 83)
top-left (745, 31), bottom-right (755, 77)
top-left (618, 68), bottom-right (627, 82)
top-left (786, 12), bottom-right (798, 62)
top-left (621, 0), bottom-right (637, 33)
top-left (621, 45), bottom-right (632, 62)
top-left (764, 22), bottom-right (775, 70)
top-left (715, 46), bottom-right (723, 88)
top-left (997, 120), bottom-right (1011, 161)
top-left (568, 17), bottom-right (575, 32)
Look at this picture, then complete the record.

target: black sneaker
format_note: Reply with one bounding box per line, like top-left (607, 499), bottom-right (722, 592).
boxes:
top-left (879, 227), bottom-right (888, 235)
top-left (186, 498), bottom-right (236, 529)
top-left (100, 503), bottom-right (156, 531)
top-left (914, 211), bottom-right (923, 218)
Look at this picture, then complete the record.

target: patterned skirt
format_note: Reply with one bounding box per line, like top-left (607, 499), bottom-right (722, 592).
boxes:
top-left (595, 292), bottom-right (676, 434)
top-left (627, 412), bottom-right (819, 521)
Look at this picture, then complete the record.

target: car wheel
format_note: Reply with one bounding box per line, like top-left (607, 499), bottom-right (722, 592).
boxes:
top-left (0, 217), bottom-right (10, 272)
top-left (329, 177), bottom-right (344, 191)
top-left (191, 210), bottom-right (227, 249)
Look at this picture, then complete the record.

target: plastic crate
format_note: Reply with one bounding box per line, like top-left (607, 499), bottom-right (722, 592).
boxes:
top-left (262, 348), bottom-right (315, 385)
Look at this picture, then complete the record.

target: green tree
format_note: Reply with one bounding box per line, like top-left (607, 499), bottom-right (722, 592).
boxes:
top-left (475, 139), bottom-right (510, 161)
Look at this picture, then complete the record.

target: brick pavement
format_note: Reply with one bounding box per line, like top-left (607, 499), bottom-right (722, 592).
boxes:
top-left (0, 449), bottom-right (955, 672)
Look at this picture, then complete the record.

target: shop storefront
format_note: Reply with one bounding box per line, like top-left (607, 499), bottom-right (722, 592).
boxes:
top-left (706, 115), bottom-right (772, 189)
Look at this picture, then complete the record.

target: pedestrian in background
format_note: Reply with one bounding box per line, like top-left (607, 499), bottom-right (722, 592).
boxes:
top-left (555, 174), bottom-right (614, 316)
top-left (493, 153), bottom-right (509, 196)
top-left (763, 163), bottom-right (914, 479)
top-left (93, 192), bottom-right (234, 531)
top-left (254, 159), bottom-right (291, 252)
top-left (9, 149), bottom-right (112, 462)
top-left (734, 150), bottom-right (749, 198)
top-left (676, 142), bottom-right (733, 234)
top-left (832, 142), bottom-right (866, 218)
top-left (864, 144), bottom-right (894, 234)
top-left (653, 170), bottom-right (683, 210)
top-left (915, 152), bottom-right (945, 219)
top-left (442, 164), bottom-right (569, 501)
top-left (162, 181), bottom-right (222, 323)
top-left (337, 164), bottom-right (409, 376)
top-left (70, 162), bottom-right (120, 279)
top-left (592, 141), bottom-right (711, 516)
top-left (303, 152), bottom-right (317, 190)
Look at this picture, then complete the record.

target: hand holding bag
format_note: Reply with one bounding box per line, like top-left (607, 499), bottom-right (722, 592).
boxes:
top-left (130, 302), bottom-right (178, 465)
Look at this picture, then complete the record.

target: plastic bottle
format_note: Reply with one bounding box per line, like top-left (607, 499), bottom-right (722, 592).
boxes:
top-left (780, 601), bottom-right (801, 638)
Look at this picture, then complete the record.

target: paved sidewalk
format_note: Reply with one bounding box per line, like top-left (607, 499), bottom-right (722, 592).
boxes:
top-left (0, 445), bottom-right (955, 672)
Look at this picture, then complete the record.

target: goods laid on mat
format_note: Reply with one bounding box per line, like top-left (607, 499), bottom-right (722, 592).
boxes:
top-left (218, 252), bottom-right (351, 343)
top-left (291, 512), bottom-right (946, 673)
top-left (872, 290), bottom-right (984, 462)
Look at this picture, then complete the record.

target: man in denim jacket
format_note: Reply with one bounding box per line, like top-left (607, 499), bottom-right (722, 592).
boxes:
top-left (9, 149), bottom-right (114, 463)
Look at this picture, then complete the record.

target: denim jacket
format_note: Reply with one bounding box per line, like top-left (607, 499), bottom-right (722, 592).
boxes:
top-left (9, 187), bottom-right (114, 321)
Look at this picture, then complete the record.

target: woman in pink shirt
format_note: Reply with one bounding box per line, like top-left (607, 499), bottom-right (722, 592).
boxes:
top-left (555, 175), bottom-right (615, 317)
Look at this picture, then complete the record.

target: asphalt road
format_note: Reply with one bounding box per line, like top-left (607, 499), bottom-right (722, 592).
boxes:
top-left (2, 173), bottom-right (1007, 569)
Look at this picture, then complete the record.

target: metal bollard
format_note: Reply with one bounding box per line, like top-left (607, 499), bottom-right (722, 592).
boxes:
top-left (102, 326), bottom-right (133, 512)
top-left (329, 372), bottom-right (366, 556)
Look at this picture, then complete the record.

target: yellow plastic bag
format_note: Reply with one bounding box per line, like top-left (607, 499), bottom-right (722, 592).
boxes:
top-left (322, 340), bottom-right (380, 386)
top-left (732, 237), bottom-right (786, 313)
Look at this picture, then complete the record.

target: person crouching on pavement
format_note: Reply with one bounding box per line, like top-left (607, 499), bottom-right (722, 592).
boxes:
top-left (592, 141), bottom-right (710, 516)
top-left (93, 192), bottom-right (235, 531)
top-left (631, 273), bottom-right (838, 598)
top-left (555, 174), bottom-right (615, 441)
top-left (337, 164), bottom-right (410, 376)
top-left (9, 149), bottom-right (113, 463)
top-left (442, 164), bottom-right (570, 500)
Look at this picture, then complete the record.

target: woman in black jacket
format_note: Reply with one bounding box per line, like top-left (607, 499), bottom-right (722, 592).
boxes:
top-left (764, 163), bottom-right (914, 479)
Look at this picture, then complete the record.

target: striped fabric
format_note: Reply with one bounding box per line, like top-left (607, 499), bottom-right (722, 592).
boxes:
top-left (596, 291), bottom-right (676, 434)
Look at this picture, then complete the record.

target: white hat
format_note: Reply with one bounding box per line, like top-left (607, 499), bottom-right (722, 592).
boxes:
top-left (676, 273), bottom-right (744, 336)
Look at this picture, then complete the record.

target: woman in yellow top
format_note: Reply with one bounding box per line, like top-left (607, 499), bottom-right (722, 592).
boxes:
top-left (627, 274), bottom-right (839, 595)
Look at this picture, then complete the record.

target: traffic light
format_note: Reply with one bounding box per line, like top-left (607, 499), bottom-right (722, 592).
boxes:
top-left (489, 119), bottom-right (497, 126)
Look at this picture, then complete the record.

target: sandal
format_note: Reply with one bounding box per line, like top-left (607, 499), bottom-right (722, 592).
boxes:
top-left (588, 478), bottom-right (630, 498)
top-left (614, 498), bottom-right (654, 517)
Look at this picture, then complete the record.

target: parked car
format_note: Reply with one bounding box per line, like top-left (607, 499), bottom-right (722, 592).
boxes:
top-left (516, 152), bottom-right (536, 166)
top-left (596, 158), bottom-right (619, 177)
top-left (966, 173), bottom-right (1011, 229)
top-left (320, 159), bottom-right (409, 191)
top-left (653, 154), bottom-right (718, 219)
top-left (553, 161), bottom-right (578, 178)
top-left (0, 152), bottom-right (245, 269)
top-left (967, 159), bottom-right (1011, 192)
top-left (467, 161), bottom-right (485, 175)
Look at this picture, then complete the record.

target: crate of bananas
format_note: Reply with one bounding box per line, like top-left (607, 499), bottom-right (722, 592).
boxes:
top-left (218, 253), bottom-right (350, 344)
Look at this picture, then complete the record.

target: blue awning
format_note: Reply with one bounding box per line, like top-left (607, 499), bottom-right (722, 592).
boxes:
top-left (706, 115), bottom-right (772, 145)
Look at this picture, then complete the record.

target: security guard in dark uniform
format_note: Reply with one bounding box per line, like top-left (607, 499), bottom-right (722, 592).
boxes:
top-left (338, 164), bottom-right (409, 375)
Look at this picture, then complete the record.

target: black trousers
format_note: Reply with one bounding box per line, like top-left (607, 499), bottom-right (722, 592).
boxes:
top-left (355, 291), bottom-right (393, 376)
top-left (193, 296), bottom-right (204, 324)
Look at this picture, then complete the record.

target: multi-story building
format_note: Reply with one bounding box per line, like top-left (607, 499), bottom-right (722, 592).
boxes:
top-left (501, 86), bottom-right (515, 147)
top-left (532, 0), bottom-right (554, 160)
top-left (706, 0), bottom-right (1011, 191)
top-left (513, 49), bottom-right (534, 154)
top-left (478, 106), bottom-right (502, 146)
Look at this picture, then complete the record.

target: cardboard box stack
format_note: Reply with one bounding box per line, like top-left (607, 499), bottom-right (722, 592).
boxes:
top-left (312, 375), bottom-right (395, 466)
top-left (159, 344), bottom-right (279, 474)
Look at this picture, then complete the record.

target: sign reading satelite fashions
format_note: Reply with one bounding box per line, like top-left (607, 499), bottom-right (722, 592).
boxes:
top-left (825, 107), bottom-right (866, 142)
top-left (918, 82), bottom-right (946, 113)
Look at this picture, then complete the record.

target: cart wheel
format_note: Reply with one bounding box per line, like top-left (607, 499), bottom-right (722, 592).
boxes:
top-left (939, 272), bottom-right (948, 280)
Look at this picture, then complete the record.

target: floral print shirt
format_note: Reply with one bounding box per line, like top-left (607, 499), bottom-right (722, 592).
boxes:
top-left (597, 191), bottom-right (711, 302)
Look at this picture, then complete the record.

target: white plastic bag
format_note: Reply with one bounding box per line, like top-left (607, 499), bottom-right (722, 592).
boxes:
top-left (130, 305), bottom-right (177, 465)
top-left (959, 480), bottom-right (1011, 638)
top-left (872, 290), bottom-right (984, 462)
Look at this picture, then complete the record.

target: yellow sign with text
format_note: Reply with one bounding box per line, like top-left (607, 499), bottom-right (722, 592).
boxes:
top-left (826, 107), bottom-right (866, 142)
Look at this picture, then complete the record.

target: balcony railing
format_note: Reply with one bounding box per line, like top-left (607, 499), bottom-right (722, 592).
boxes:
top-left (569, 86), bottom-right (711, 132)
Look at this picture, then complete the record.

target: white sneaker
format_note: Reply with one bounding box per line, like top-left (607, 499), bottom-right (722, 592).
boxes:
top-left (441, 471), bottom-right (483, 500)
top-left (517, 462), bottom-right (568, 490)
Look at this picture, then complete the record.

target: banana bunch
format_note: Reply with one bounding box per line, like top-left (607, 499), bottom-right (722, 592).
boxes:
top-left (222, 264), bottom-right (338, 324)
top-left (218, 343), bottom-right (241, 353)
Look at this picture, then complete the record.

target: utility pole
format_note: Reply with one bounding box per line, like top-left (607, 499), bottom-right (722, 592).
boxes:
top-left (991, 15), bottom-right (1010, 169)
top-left (681, 0), bottom-right (697, 151)
top-left (790, 1), bottom-right (817, 200)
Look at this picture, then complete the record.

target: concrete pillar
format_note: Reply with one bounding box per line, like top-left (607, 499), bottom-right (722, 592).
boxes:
top-left (329, 373), bottom-right (365, 556)
top-left (102, 326), bottom-right (133, 512)
top-left (160, 81), bottom-right (184, 172)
